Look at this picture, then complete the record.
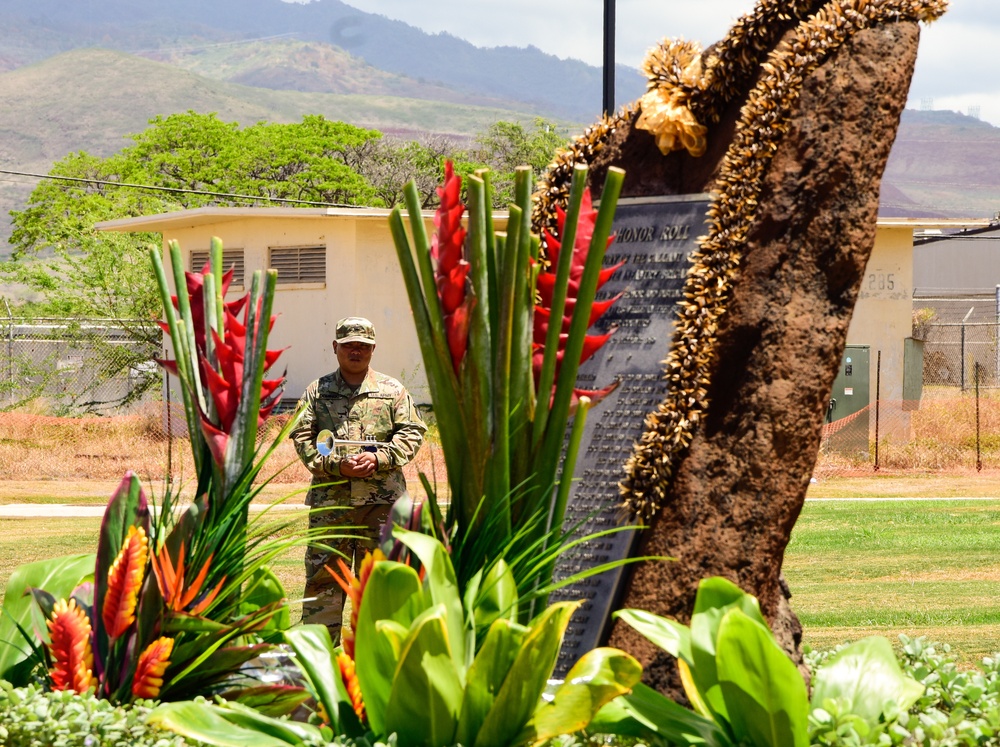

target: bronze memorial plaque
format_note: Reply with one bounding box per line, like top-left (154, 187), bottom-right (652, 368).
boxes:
top-left (550, 194), bottom-right (711, 674)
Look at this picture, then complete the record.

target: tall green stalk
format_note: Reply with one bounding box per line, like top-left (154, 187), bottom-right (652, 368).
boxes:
top-left (390, 163), bottom-right (627, 615)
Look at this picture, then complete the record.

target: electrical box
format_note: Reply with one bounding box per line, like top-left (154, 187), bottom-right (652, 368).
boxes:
top-left (824, 344), bottom-right (871, 458)
top-left (902, 337), bottom-right (924, 410)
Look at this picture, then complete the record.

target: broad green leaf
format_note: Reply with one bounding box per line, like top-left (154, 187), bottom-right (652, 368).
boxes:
top-left (689, 577), bottom-right (768, 725)
top-left (811, 636), bottom-right (924, 724)
top-left (521, 647), bottom-right (642, 743)
top-left (395, 529), bottom-right (468, 671)
top-left (243, 566), bottom-right (290, 632)
top-left (285, 625), bottom-right (362, 736)
top-left (456, 617), bottom-right (529, 746)
top-left (614, 608), bottom-right (693, 662)
top-left (149, 700), bottom-right (320, 746)
top-left (715, 609), bottom-right (808, 747)
top-left (209, 700), bottom-right (321, 744)
top-left (474, 601), bottom-right (576, 747)
top-left (589, 682), bottom-right (732, 747)
top-left (470, 558), bottom-right (519, 631)
top-left (0, 553), bottom-right (94, 682)
top-left (226, 685), bottom-right (311, 719)
top-left (355, 560), bottom-right (425, 735)
top-left (384, 605), bottom-right (463, 747)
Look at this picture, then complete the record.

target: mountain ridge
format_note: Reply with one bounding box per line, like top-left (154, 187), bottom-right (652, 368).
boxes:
top-left (0, 0), bottom-right (646, 122)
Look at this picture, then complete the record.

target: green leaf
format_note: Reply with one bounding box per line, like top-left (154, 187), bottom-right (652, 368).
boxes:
top-left (211, 700), bottom-right (325, 745)
top-left (614, 608), bottom-right (693, 662)
top-left (588, 681), bottom-right (732, 747)
top-left (0, 553), bottom-right (95, 682)
top-left (149, 700), bottom-right (319, 746)
top-left (468, 558), bottom-right (519, 631)
top-left (284, 625), bottom-right (362, 736)
top-left (384, 605), bottom-right (463, 747)
top-left (225, 685), bottom-right (312, 719)
top-left (715, 609), bottom-right (809, 747)
top-left (355, 560), bottom-right (426, 735)
top-left (689, 576), bottom-right (768, 724)
top-left (456, 617), bottom-right (529, 746)
top-left (810, 636), bottom-right (924, 724)
top-left (521, 646), bottom-right (642, 743)
top-left (243, 566), bottom-right (290, 632)
top-left (395, 528), bottom-right (469, 669)
top-left (474, 601), bottom-right (576, 747)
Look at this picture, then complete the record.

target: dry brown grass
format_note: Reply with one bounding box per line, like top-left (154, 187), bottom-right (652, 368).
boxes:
top-left (0, 406), bottom-right (446, 502)
top-left (815, 387), bottom-right (1000, 476)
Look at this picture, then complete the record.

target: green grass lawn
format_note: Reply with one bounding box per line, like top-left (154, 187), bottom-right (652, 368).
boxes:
top-left (785, 498), bottom-right (1000, 664)
top-left (5, 486), bottom-right (1000, 667)
top-left (0, 515), bottom-right (308, 626)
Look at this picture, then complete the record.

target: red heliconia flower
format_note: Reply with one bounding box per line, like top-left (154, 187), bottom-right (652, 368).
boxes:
top-left (326, 548), bottom-right (385, 661)
top-left (48, 598), bottom-right (97, 694)
top-left (132, 636), bottom-right (174, 699)
top-left (338, 651), bottom-right (366, 723)
top-left (151, 541), bottom-right (226, 615)
top-left (432, 160), bottom-right (474, 374)
top-left (102, 525), bottom-right (149, 640)
top-left (157, 262), bottom-right (286, 466)
top-left (533, 189), bottom-right (623, 405)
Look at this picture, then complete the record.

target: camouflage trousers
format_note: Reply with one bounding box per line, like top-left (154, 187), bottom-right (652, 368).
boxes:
top-left (302, 501), bottom-right (391, 644)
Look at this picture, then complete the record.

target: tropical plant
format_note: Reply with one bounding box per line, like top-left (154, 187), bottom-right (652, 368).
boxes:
top-left (390, 159), bottom-right (632, 618)
top-left (0, 238), bottom-right (334, 707)
top-left (150, 530), bottom-right (642, 747)
top-left (591, 576), bottom-right (924, 747)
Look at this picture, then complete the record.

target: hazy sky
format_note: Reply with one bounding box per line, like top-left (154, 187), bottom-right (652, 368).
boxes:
top-left (329, 0), bottom-right (999, 127)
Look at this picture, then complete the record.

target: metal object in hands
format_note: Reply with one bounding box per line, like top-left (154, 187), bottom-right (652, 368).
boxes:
top-left (316, 429), bottom-right (389, 456)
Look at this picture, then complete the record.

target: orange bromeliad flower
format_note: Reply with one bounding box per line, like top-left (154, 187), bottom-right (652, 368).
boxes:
top-left (132, 636), bottom-right (174, 699)
top-left (338, 651), bottom-right (366, 723)
top-left (48, 598), bottom-right (97, 694)
top-left (326, 548), bottom-right (385, 660)
top-left (103, 525), bottom-right (149, 639)
top-left (151, 541), bottom-right (225, 615)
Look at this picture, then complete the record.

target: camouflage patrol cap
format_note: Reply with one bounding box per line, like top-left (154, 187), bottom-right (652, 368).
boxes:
top-left (335, 316), bottom-right (376, 345)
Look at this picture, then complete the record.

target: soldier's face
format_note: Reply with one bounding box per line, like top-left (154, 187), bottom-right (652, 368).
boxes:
top-left (334, 341), bottom-right (375, 378)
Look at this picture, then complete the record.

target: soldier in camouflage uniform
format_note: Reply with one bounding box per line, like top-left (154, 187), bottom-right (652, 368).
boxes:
top-left (291, 317), bottom-right (426, 639)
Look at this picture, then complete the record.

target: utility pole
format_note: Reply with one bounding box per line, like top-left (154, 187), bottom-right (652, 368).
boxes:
top-left (603, 0), bottom-right (616, 115)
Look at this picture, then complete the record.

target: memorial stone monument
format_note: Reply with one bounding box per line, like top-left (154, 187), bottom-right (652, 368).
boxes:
top-left (550, 195), bottom-right (710, 673)
top-left (534, 0), bottom-right (947, 692)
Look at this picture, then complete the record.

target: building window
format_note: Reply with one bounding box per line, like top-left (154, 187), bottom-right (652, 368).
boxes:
top-left (269, 246), bottom-right (326, 284)
top-left (190, 248), bottom-right (245, 286)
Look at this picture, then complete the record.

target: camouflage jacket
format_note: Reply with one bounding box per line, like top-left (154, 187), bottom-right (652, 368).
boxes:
top-left (291, 368), bottom-right (426, 507)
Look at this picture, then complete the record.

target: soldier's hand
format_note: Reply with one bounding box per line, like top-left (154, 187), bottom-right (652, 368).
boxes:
top-left (341, 452), bottom-right (377, 478)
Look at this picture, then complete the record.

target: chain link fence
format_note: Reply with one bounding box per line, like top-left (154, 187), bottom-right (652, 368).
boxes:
top-left (4, 314), bottom-right (1000, 486)
top-left (0, 317), bottom-right (162, 415)
top-left (816, 319), bottom-right (1000, 477)
top-left (0, 316), bottom-right (445, 492)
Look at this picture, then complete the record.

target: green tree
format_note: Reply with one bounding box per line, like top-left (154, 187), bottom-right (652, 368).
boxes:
top-left (5, 112), bottom-right (384, 320)
top-left (470, 118), bottom-right (567, 205)
top-left (2, 112), bottom-right (384, 409)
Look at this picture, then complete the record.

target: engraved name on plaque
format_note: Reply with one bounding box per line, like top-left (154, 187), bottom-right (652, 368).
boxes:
top-left (550, 194), bottom-right (710, 675)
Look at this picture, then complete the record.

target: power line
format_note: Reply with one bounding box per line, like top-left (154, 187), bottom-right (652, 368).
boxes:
top-left (0, 168), bottom-right (362, 209)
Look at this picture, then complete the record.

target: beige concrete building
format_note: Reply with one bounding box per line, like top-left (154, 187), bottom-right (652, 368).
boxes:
top-left (839, 218), bottom-right (989, 440)
top-left (99, 207), bottom-right (989, 438)
top-left (98, 206), bottom-right (436, 405)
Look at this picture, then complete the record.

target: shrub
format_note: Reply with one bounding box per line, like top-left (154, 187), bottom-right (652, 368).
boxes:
top-left (806, 634), bottom-right (1000, 745)
top-left (0, 680), bottom-right (198, 747)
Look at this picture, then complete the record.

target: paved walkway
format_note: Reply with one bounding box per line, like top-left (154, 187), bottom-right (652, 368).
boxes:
top-left (1, 495), bottom-right (997, 517)
top-left (0, 502), bottom-right (308, 517)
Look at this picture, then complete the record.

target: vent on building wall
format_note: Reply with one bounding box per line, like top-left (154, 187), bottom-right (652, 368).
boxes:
top-left (269, 246), bottom-right (326, 284)
top-left (190, 249), bottom-right (246, 286)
